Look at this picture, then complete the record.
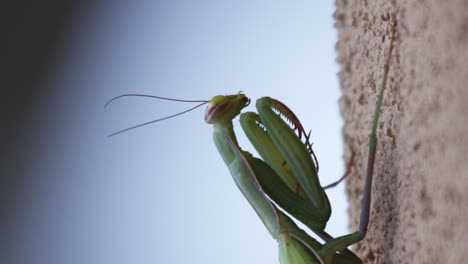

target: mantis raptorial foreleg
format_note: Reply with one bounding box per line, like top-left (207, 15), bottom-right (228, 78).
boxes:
top-left (107, 20), bottom-right (397, 264)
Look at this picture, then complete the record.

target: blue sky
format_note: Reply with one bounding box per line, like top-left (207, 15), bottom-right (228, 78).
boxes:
top-left (7, 2), bottom-right (351, 263)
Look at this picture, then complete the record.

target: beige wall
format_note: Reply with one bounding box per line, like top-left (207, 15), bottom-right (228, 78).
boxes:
top-left (335, 1), bottom-right (468, 263)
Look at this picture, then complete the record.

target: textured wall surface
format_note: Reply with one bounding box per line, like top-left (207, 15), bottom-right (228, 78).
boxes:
top-left (335, 1), bottom-right (468, 263)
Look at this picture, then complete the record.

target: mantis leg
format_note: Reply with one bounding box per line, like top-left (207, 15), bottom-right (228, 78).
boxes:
top-left (317, 21), bottom-right (398, 262)
top-left (323, 150), bottom-right (355, 190)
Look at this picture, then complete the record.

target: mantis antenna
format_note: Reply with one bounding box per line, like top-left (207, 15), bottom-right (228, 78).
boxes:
top-left (105, 94), bottom-right (209, 137)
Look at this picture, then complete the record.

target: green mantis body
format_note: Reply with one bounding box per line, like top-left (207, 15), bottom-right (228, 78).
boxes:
top-left (204, 93), bottom-right (370, 263)
top-left (205, 95), bottom-right (364, 263)
top-left (108, 22), bottom-right (397, 264)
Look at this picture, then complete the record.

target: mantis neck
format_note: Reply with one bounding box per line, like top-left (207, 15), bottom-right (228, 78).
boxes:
top-left (212, 122), bottom-right (241, 167)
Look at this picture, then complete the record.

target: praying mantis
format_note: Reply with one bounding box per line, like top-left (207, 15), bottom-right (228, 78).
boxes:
top-left (107, 21), bottom-right (397, 264)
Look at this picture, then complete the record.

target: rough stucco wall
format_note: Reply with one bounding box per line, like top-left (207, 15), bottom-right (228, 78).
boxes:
top-left (335, 1), bottom-right (468, 263)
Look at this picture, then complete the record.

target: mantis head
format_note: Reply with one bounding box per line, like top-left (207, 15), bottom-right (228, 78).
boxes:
top-left (205, 93), bottom-right (250, 124)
